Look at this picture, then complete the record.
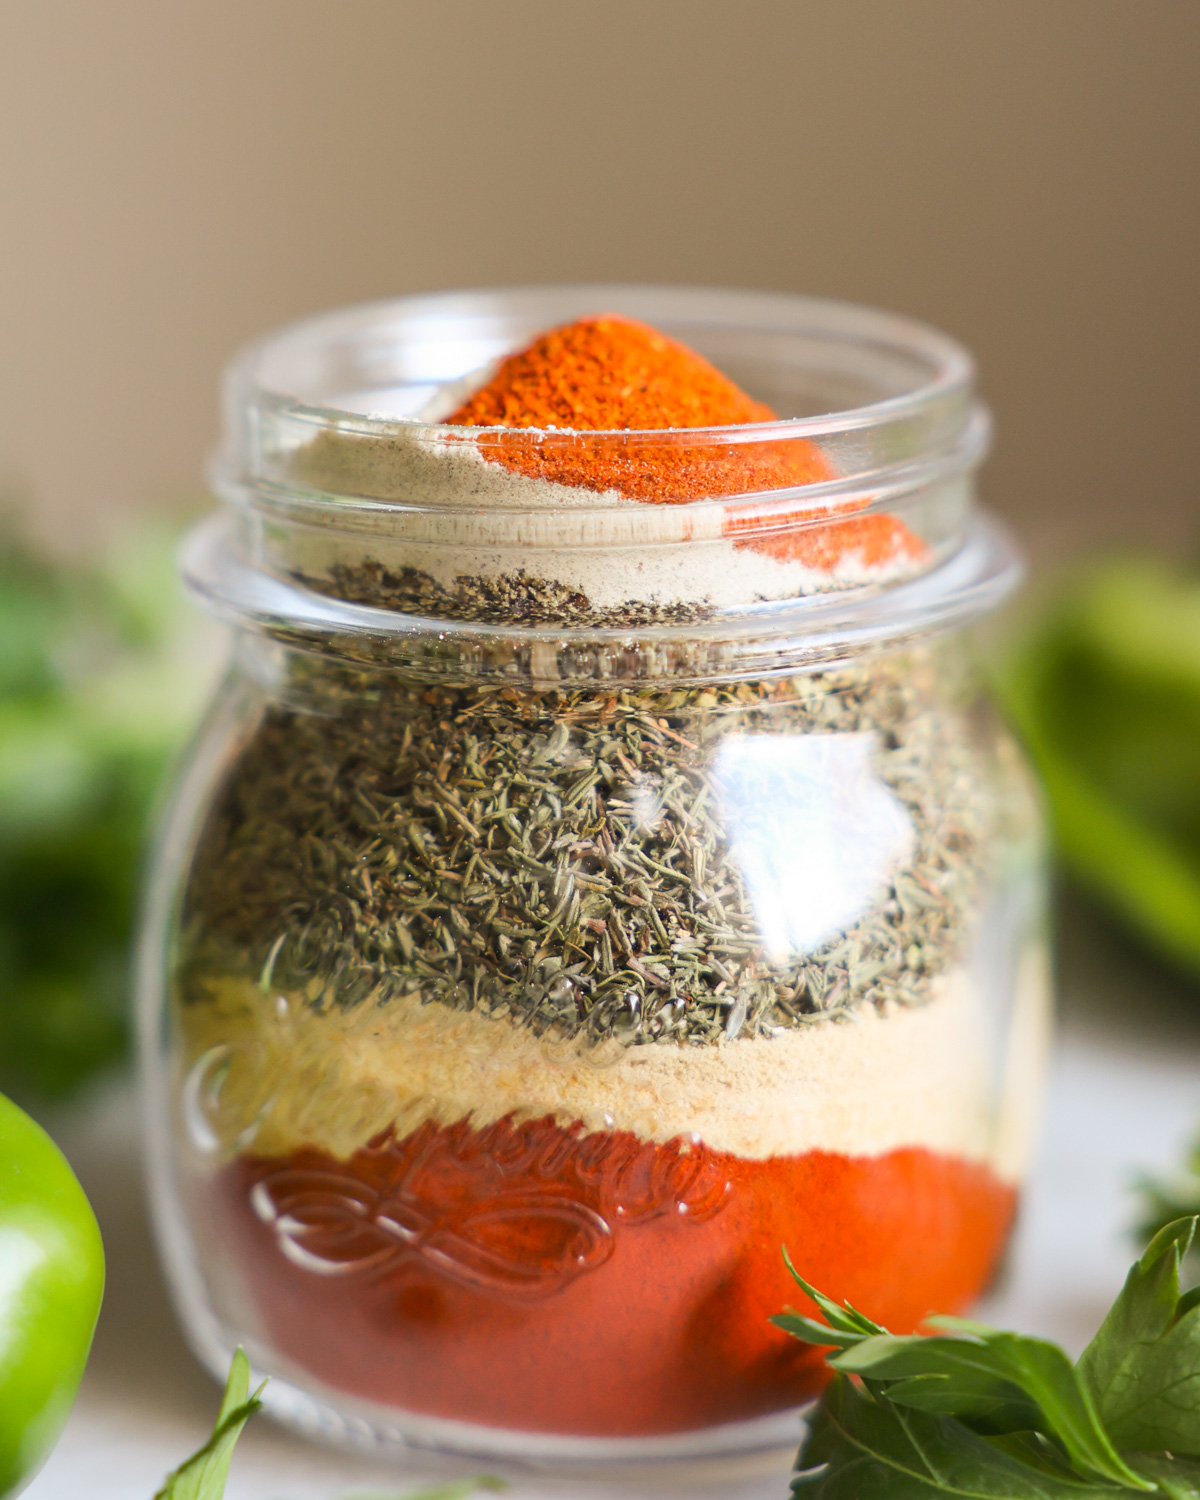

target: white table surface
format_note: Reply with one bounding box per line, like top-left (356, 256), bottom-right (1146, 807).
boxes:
top-left (24, 896), bottom-right (1200, 1500)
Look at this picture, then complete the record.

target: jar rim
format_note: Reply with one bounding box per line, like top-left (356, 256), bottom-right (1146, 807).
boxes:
top-left (204, 286), bottom-right (1007, 654)
top-left (223, 283), bottom-right (975, 447)
top-left (182, 507), bottom-right (1021, 683)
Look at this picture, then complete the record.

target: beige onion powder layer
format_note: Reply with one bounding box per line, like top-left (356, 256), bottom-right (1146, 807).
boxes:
top-left (178, 951), bottom-right (1049, 1182)
top-left (264, 422), bottom-right (923, 614)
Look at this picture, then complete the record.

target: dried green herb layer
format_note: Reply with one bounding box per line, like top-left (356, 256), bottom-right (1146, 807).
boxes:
top-left (310, 561), bottom-right (718, 628)
top-left (179, 654), bottom-right (994, 1048)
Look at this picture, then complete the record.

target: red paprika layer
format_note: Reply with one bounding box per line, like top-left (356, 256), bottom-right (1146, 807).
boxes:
top-left (213, 1113), bottom-right (1015, 1437)
top-left (446, 315), bottom-right (925, 573)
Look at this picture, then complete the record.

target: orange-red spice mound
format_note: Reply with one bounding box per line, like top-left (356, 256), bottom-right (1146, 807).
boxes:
top-left (444, 314), bottom-right (829, 504)
top-left (448, 315), bottom-right (780, 432)
top-left (212, 1115), bottom-right (1016, 1437)
top-left (443, 314), bottom-right (922, 571)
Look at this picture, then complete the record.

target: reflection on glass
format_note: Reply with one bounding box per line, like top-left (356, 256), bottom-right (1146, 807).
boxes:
top-left (715, 733), bottom-right (914, 961)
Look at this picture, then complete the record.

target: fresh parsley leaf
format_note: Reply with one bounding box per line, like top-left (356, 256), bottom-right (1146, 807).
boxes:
top-left (153, 1348), bottom-right (265, 1500)
top-left (777, 1229), bottom-right (1200, 1497)
top-left (1121, 1454), bottom-right (1200, 1500)
top-left (830, 1328), bottom-right (1148, 1489)
top-left (1078, 1217), bottom-right (1200, 1458)
top-left (777, 1249), bottom-right (889, 1344)
top-left (792, 1374), bottom-right (1132, 1499)
top-left (778, 1249), bottom-right (1152, 1490)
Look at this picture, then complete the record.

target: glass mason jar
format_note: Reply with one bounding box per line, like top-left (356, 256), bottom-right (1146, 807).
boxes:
top-left (138, 287), bottom-right (1051, 1467)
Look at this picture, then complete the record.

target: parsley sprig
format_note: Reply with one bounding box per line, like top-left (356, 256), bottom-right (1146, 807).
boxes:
top-left (775, 1219), bottom-right (1200, 1498)
top-left (153, 1349), bottom-right (265, 1500)
top-left (152, 1348), bottom-right (506, 1500)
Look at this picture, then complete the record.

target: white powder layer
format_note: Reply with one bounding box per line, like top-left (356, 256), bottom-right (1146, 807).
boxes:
top-left (273, 422), bottom-right (919, 613)
top-left (180, 959), bottom-right (1048, 1181)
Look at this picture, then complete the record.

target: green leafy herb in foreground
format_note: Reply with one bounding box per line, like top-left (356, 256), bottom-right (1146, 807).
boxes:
top-left (153, 1348), bottom-right (264, 1500)
top-left (776, 1219), bottom-right (1200, 1498)
top-left (151, 1348), bottom-right (506, 1500)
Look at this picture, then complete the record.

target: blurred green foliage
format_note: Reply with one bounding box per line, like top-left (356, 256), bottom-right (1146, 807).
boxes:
top-left (0, 516), bottom-right (216, 1100)
top-left (1137, 1134), bottom-right (1200, 1253)
top-left (997, 559), bottom-right (1200, 979)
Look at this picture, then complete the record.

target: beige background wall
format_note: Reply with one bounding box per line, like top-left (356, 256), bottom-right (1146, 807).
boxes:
top-left (2, 0), bottom-right (1197, 564)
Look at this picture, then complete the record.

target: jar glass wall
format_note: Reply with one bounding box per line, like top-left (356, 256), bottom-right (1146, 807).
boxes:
top-left (138, 288), bottom-right (1050, 1467)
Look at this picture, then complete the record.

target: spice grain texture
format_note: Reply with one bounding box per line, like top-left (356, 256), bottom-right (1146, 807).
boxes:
top-left (286, 313), bottom-right (924, 621)
top-left (164, 309), bottom-right (1048, 1449)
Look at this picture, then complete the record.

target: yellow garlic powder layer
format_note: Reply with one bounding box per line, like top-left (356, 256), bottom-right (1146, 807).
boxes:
top-left (179, 951), bottom-right (1049, 1182)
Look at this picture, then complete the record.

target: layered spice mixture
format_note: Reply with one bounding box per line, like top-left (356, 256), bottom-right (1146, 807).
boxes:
top-left (183, 662), bottom-right (987, 1046)
top-left (282, 315), bottom-right (925, 625)
top-left (174, 317), bottom-right (1045, 1439)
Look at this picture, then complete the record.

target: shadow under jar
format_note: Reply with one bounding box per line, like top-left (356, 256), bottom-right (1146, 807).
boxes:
top-left (139, 287), bottom-right (1051, 1468)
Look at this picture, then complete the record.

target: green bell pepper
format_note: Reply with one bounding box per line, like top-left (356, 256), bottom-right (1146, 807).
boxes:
top-left (0, 1092), bottom-right (104, 1497)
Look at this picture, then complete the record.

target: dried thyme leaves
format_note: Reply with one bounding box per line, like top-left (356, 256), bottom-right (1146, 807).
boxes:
top-left (179, 658), bottom-right (993, 1048)
top-left (304, 561), bottom-right (717, 629)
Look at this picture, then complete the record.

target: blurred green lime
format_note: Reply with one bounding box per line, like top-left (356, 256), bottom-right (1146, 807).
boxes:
top-left (996, 558), bottom-right (1200, 978)
top-left (0, 516), bottom-right (218, 1100)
